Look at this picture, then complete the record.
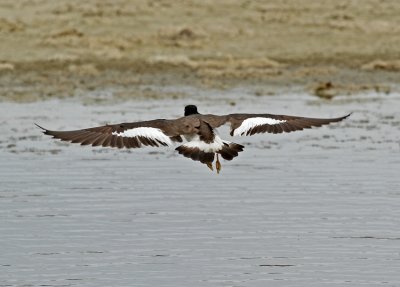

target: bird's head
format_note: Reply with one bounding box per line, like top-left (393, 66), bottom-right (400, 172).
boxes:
top-left (184, 105), bottom-right (199, 116)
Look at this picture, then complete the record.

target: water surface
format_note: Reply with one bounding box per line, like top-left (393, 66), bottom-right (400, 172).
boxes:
top-left (1, 89), bottom-right (399, 286)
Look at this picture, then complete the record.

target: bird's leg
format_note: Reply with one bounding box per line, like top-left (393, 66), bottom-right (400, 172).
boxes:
top-left (206, 162), bottom-right (213, 171)
top-left (215, 153), bottom-right (221, 174)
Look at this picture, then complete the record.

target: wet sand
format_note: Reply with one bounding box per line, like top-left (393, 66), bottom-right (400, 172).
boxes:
top-left (1, 90), bottom-right (400, 286)
top-left (2, 0), bottom-right (400, 102)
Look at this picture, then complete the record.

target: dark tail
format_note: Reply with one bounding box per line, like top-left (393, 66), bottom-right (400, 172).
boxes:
top-left (218, 143), bottom-right (244, 161)
top-left (175, 146), bottom-right (215, 164)
top-left (176, 142), bottom-right (244, 164)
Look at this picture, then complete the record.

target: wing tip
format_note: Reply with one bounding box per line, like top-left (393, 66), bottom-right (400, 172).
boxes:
top-left (344, 112), bottom-right (352, 118)
top-left (35, 123), bottom-right (51, 135)
top-left (339, 112), bottom-right (352, 121)
top-left (35, 123), bottom-right (45, 130)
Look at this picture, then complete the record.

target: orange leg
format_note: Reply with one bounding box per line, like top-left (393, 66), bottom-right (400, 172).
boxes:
top-left (215, 154), bottom-right (221, 174)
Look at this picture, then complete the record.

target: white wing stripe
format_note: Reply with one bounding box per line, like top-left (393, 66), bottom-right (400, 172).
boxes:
top-left (112, 127), bottom-right (173, 146)
top-left (233, 117), bottom-right (286, 136)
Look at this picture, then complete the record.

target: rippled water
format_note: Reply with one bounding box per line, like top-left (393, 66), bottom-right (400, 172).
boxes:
top-left (1, 88), bottom-right (400, 286)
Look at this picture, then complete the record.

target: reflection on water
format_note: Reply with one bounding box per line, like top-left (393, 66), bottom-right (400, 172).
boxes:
top-left (1, 89), bottom-right (400, 286)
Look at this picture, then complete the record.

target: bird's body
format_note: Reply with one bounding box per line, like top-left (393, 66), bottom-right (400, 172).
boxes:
top-left (37, 105), bottom-right (350, 173)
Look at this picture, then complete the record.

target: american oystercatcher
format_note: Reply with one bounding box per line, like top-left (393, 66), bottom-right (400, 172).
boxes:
top-left (37, 105), bottom-right (350, 173)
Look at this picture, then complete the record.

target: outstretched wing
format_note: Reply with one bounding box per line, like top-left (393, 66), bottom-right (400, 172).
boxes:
top-left (36, 119), bottom-right (184, 149)
top-left (200, 113), bottom-right (350, 136)
top-left (227, 113), bottom-right (351, 136)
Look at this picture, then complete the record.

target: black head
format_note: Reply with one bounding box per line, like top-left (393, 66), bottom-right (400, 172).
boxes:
top-left (184, 105), bottom-right (199, 116)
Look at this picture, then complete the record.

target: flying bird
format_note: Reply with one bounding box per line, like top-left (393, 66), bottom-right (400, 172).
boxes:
top-left (37, 105), bottom-right (350, 173)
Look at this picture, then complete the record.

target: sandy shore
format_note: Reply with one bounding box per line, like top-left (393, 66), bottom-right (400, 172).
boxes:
top-left (1, 0), bottom-right (400, 101)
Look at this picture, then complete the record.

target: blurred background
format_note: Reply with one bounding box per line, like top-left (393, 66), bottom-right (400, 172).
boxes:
top-left (1, 0), bottom-right (400, 101)
top-left (1, 1), bottom-right (400, 286)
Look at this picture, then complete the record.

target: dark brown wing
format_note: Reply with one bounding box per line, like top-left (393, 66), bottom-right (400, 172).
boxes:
top-left (226, 113), bottom-right (351, 136)
top-left (199, 114), bottom-right (230, 129)
top-left (36, 119), bottom-right (185, 149)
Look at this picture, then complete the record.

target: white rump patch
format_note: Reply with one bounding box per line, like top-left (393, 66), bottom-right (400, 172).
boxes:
top-left (233, 117), bottom-right (286, 136)
top-left (112, 127), bottom-right (173, 146)
top-left (182, 134), bottom-right (226, 152)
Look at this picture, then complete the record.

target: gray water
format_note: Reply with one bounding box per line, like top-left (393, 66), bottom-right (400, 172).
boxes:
top-left (1, 88), bottom-right (400, 286)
